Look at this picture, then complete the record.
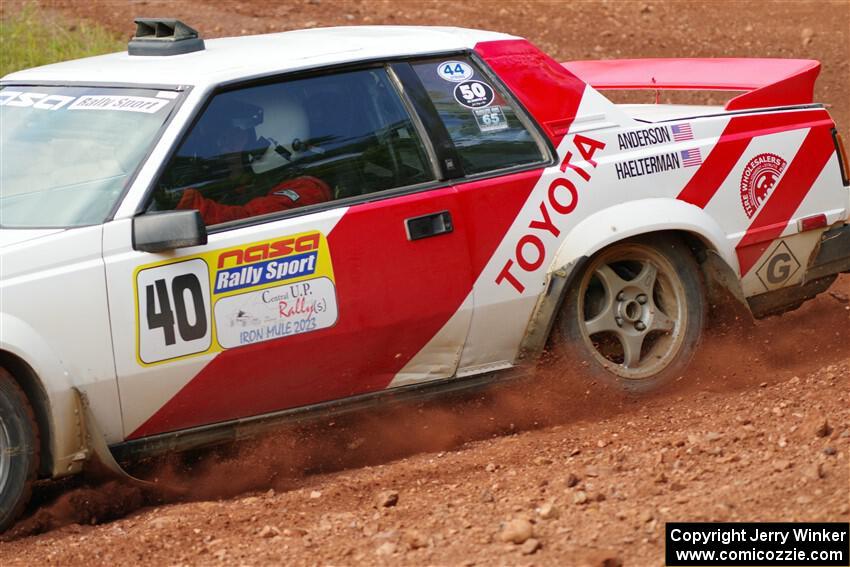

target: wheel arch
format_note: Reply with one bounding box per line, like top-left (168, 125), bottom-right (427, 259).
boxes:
top-left (0, 313), bottom-right (87, 480)
top-left (517, 199), bottom-right (747, 362)
top-left (549, 198), bottom-right (737, 272)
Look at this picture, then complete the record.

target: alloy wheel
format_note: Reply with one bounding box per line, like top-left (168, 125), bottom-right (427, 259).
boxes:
top-left (576, 244), bottom-right (688, 380)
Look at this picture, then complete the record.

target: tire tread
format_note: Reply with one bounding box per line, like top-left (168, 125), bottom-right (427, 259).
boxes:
top-left (0, 367), bottom-right (40, 533)
top-left (554, 234), bottom-right (705, 392)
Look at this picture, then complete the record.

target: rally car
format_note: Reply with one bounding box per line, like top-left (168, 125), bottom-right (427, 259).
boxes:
top-left (1, 20), bottom-right (848, 531)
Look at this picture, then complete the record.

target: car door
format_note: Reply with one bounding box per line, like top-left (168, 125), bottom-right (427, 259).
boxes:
top-left (392, 56), bottom-right (554, 376)
top-left (103, 66), bottom-right (475, 440)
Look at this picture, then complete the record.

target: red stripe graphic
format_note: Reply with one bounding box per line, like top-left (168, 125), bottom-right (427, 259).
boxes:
top-left (677, 109), bottom-right (832, 209)
top-left (735, 126), bottom-right (836, 275)
top-left (129, 41), bottom-right (589, 439)
top-left (129, 175), bottom-right (544, 440)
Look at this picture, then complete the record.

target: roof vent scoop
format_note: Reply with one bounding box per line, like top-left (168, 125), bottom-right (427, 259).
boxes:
top-left (128, 18), bottom-right (205, 56)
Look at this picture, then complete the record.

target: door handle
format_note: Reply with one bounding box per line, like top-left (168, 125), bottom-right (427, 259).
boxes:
top-left (405, 211), bottom-right (453, 241)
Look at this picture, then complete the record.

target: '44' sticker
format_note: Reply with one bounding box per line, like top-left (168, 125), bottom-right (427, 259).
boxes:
top-left (437, 60), bottom-right (474, 82)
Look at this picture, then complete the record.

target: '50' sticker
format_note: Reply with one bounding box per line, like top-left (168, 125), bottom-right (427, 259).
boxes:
top-left (453, 80), bottom-right (495, 109)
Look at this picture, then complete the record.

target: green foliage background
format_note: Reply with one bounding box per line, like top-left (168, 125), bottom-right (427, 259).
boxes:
top-left (0, 3), bottom-right (123, 77)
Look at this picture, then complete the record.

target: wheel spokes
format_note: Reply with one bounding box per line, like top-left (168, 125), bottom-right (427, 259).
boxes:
top-left (577, 247), bottom-right (690, 378)
top-left (585, 300), bottom-right (620, 335)
top-left (594, 264), bottom-right (629, 296)
top-left (619, 330), bottom-right (645, 368)
top-left (635, 262), bottom-right (658, 295)
top-left (650, 306), bottom-right (675, 333)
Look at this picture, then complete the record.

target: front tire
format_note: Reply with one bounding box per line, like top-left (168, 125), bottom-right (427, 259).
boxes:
top-left (0, 368), bottom-right (39, 533)
top-left (555, 235), bottom-right (705, 391)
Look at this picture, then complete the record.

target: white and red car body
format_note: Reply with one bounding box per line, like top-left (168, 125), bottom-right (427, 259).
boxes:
top-left (1, 26), bottom-right (848, 479)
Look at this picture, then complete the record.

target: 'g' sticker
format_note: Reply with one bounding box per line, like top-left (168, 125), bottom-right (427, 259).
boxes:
top-left (453, 80), bottom-right (495, 109)
top-left (437, 60), bottom-right (474, 82)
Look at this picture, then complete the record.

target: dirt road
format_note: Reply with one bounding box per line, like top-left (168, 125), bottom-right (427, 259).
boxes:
top-left (1, 279), bottom-right (848, 565)
top-left (1, 1), bottom-right (848, 565)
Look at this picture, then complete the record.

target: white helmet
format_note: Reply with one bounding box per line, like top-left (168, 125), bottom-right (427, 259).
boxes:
top-left (251, 91), bottom-right (312, 174)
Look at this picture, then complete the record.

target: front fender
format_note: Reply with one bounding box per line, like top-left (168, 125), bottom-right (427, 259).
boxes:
top-left (548, 198), bottom-right (737, 275)
top-left (0, 313), bottom-right (86, 478)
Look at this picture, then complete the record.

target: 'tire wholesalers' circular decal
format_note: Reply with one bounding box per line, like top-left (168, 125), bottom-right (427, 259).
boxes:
top-left (453, 80), bottom-right (495, 109)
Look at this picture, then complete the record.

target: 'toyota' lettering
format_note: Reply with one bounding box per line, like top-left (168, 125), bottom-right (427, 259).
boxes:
top-left (495, 134), bottom-right (605, 293)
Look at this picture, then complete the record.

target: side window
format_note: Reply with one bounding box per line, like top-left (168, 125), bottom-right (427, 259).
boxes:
top-left (150, 68), bottom-right (435, 226)
top-left (409, 57), bottom-right (545, 176)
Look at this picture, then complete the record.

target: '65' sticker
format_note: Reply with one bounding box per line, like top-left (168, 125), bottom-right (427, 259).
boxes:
top-left (473, 106), bottom-right (508, 132)
top-left (453, 80), bottom-right (495, 109)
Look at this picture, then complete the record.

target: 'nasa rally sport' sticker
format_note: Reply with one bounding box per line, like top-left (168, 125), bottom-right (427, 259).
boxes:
top-left (453, 80), bottom-right (495, 109)
top-left (0, 91), bottom-right (173, 114)
top-left (437, 60), bottom-right (474, 82)
top-left (68, 95), bottom-right (171, 114)
top-left (134, 230), bottom-right (338, 365)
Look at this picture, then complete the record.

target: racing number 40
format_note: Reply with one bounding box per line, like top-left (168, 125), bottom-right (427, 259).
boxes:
top-left (146, 274), bottom-right (208, 345)
top-left (137, 258), bottom-right (212, 364)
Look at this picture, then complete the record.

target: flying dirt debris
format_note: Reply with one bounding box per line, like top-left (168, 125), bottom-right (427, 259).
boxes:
top-left (2, 282), bottom-right (848, 563)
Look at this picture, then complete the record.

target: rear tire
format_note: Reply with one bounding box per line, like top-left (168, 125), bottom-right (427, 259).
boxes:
top-left (555, 235), bottom-right (705, 392)
top-left (0, 368), bottom-right (39, 533)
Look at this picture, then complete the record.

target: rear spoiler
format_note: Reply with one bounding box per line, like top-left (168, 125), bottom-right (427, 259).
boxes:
top-left (562, 58), bottom-right (820, 111)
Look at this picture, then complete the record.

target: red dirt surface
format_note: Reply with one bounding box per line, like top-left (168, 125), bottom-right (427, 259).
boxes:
top-left (1, 278), bottom-right (848, 565)
top-left (1, 1), bottom-right (848, 565)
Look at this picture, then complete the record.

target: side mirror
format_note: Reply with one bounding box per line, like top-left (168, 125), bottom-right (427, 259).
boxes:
top-left (132, 210), bottom-right (207, 253)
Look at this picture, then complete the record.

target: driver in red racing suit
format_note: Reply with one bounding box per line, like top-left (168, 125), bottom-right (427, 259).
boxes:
top-left (175, 97), bottom-right (332, 225)
top-left (176, 175), bottom-right (331, 226)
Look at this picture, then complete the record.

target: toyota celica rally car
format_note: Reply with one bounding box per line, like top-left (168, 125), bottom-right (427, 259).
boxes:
top-left (1, 20), bottom-right (848, 531)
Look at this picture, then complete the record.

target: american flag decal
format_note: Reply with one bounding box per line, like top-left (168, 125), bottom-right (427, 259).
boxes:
top-left (671, 123), bottom-right (694, 141)
top-left (681, 148), bottom-right (703, 167)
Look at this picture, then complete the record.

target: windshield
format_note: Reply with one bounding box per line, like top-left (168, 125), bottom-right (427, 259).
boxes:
top-left (0, 85), bottom-right (181, 228)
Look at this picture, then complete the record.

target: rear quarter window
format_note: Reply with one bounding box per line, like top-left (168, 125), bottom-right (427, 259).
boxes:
top-left (410, 57), bottom-right (546, 176)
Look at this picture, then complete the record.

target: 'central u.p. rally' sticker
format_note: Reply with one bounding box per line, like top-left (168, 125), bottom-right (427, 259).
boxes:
top-left (134, 231), bottom-right (338, 365)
